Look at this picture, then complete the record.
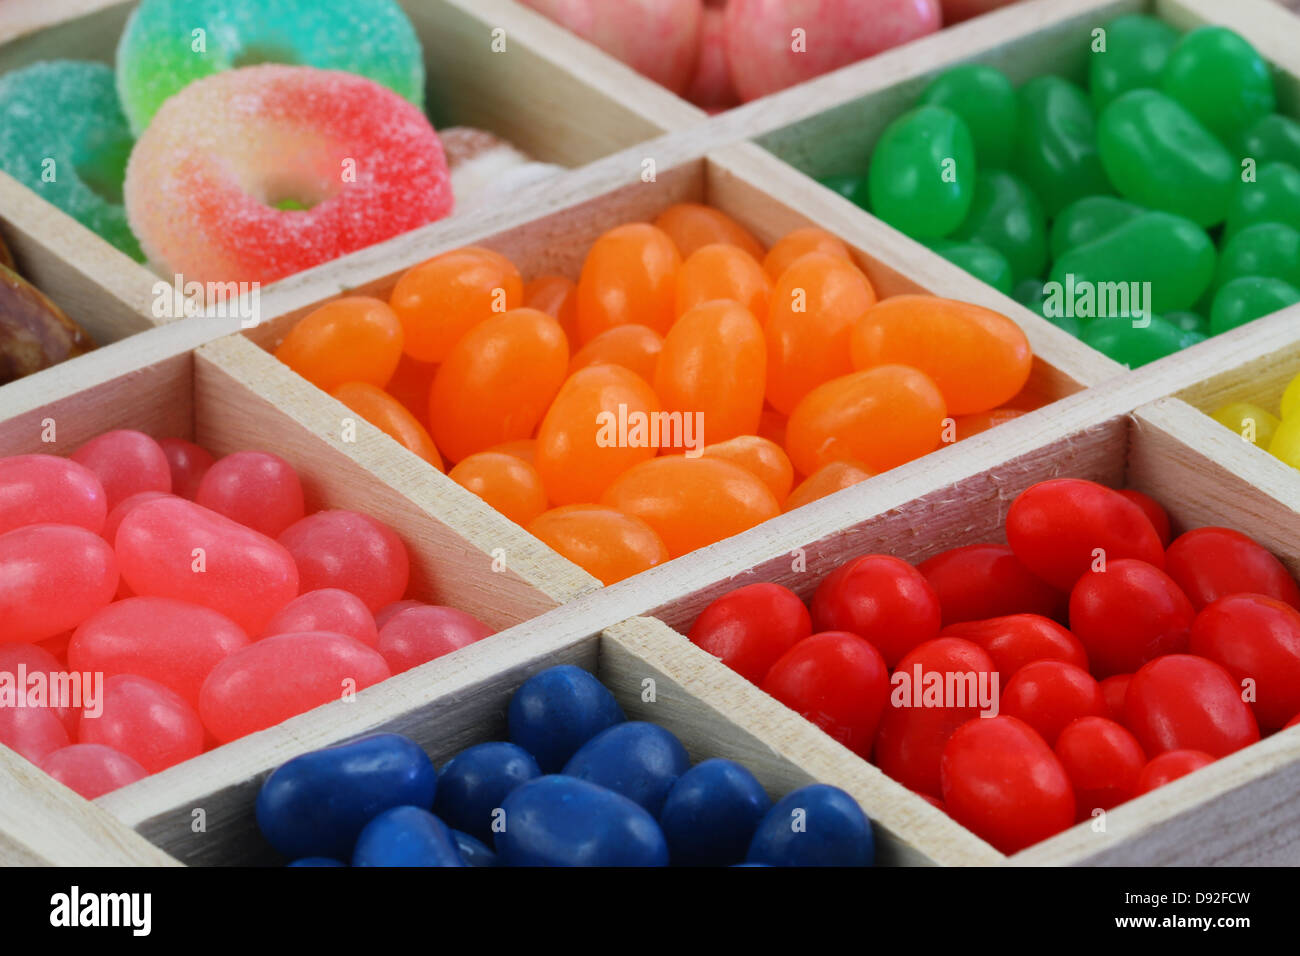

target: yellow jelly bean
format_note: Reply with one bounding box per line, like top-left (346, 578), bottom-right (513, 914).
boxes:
top-left (1211, 402), bottom-right (1279, 448)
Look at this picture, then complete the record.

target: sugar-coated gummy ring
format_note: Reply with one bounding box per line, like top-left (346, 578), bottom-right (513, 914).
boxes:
top-left (124, 65), bottom-right (453, 286)
top-left (116, 0), bottom-right (425, 134)
top-left (0, 61), bottom-right (142, 260)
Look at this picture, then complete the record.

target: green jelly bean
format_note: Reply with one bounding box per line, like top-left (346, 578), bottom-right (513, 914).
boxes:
top-left (1082, 315), bottom-right (1187, 368)
top-left (1237, 114), bottom-right (1300, 168)
top-left (1161, 27), bottom-right (1275, 144)
top-left (1012, 277), bottom-right (1048, 313)
top-left (1089, 14), bottom-right (1180, 110)
top-left (1225, 161), bottom-right (1300, 240)
top-left (1209, 275), bottom-right (1300, 334)
top-left (1216, 222), bottom-right (1300, 289)
top-left (948, 169), bottom-right (1047, 283)
top-left (869, 105), bottom-right (975, 240)
top-left (1098, 90), bottom-right (1235, 227)
top-left (1049, 195), bottom-right (1145, 260)
top-left (819, 173), bottom-right (871, 209)
top-left (918, 64), bottom-right (1019, 168)
top-left (929, 239), bottom-right (1014, 295)
top-left (1012, 76), bottom-right (1113, 217)
top-left (1050, 211), bottom-right (1215, 315)
top-left (1043, 310), bottom-right (1083, 338)
top-left (1162, 310), bottom-right (1210, 336)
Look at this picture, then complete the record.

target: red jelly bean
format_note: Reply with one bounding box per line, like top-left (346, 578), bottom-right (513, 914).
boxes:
top-left (375, 600), bottom-right (424, 630)
top-left (918, 543), bottom-right (1064, 626)
top-left (263, 588), bottom-right (379, 647)
top-left (0, 643), bottom-right (79, 736)
top-left (1006, 479), bottom-right (1165, 591)
top-left (195, 451), bottom-right (306, 538)
top-left (157, 438), bottom-right (215, 500)
top-left (199, 631), bottom-right (391, 742)
top-left (687, 583), bottom-right (812, 684)
top-left (760, 631), bottom-right (889, 759)
top-left (1054, 716), bottom-right (1146, 818)
top-left (115, 497), bottom-right (298, 636)
top-left (940, 715), bottom-right (1075, 854)
top-left (1164, 526), bottom-right (1300, 611)
top-left (70, 429), bottom-right (171, 511)
top-left (278, 511), bottom-right (409, 613)
top-left (1001, 660), bottom-right (1107, 746)
top-left (1124, 655), bottom-right (1259, 758)
top-left (1134, 749), bottom-right (1215, 795)
top-left (809, 555), bottom-right (941, 668)
top-left (0, 454), bottom-right (106, 535)
top-left (1189, 593), bottom-right (1300, 730)
top-left (0, 524), bottom-right (118, 643)
top-left (103, 491), bottom-right (172, 544)
top-left (1100, 674), bottom-right (1132, 722)
top-left (941, 614), bottom-right (1088, 685)
top-left (1068, 558), bottom-right (1195, 677)
top-left (376, 606), bottom-right (493, 673)
top-left (0, 701), bottom-right (70, 763)
top-left (39, 744), bottom-right (147, 799)
top-left (78, 674), bottom-right (204, 774)
top-left (1115, 488), bottom-right (1172, 546)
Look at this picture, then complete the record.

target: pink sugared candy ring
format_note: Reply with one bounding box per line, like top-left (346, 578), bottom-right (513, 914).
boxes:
top-left (124, 64), bottom-right (453, 285)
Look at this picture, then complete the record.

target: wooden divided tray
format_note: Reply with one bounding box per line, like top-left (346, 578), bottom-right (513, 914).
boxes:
top-left (2, 0), bottom-right (1300, 867)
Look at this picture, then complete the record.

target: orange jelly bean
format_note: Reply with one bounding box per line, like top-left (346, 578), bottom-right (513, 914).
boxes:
top-left (429, 308), bottom-right (569, 463)
top-left (784, 461), bottom-right (875, 512)
top-left (601, 457), bottom-right (779, 558)
top-left (675, 243), bottom-right (772, 324)
top-left (330, 382), bottom-right (444, 471)
top-left (524, 274), bottom-right (580, 346)
top-left (383, 353), bottom-right (438, 429)
top-left (850, 295), bottom-right (1033, 415)
top-left (274, 296), bottom-right (403, 393)
top-left (389, 247), bottom-right (523, 363)
top-left (488, 439), bottom-right (538, 465)
top-left (528, 505), bottom-right (669, 585)
top-left (448, 453), bottom-right (548, 527)
top-left (653, 203), bottom-right (765, 261)
top-left (757, 406), bottom-right (788, 448)
top-left (700, 435), bottom-right (794, 503)
top-left (785, 365), bottom-right (946, 476)
top-left (576, 223), bottom-right (681, 342)
top-left (569, 324), bottom-right (663, 382)
top-left (535, 364), bottom-right (661, 505)
top-left (953, 407), bottom-right (1028, 440)
top-left (765, 253), bottom-right (877, 415)
top-left (762, 227), bottom-right (853, 280)
top-left (654, 300), bottom-right (766, 445)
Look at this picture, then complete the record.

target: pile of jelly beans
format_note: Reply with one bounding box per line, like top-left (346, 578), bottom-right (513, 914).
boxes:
top-left (275, 203), bottom-right (1036, 584)
top-left (257, 664), bottom-right (875, 867)
top-left (824, 17), bottom-right (1300, 368)
top-left (0, 430), bottom-right (491, 799)
top-left (1212, 368), bottom-right (1300, 469)
top-left (687, 477), bottom-right (1300, 854)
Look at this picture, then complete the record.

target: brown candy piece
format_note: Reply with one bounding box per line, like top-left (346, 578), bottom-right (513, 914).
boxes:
top-left (0, 263), bottom-right (94, 384)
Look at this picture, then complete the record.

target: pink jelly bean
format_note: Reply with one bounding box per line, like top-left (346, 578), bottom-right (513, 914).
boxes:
top-left (115, 497), bottom-right (298, 635)
top-left (377, 606), bottom-right (494, 673)
top-left (70, 430), bottom-right (171, 511)
top-left (195, 451), bottom-right (306, 538)
top-left (69, 596), bottom-right (250, 707)
top-left (104, 491), bottom-right (173, 544)
top-left (0, 643), bottom-right (79, 736)
top-left (40, 744), bottom-right (147, 799)
top-left (278, 510), bottom-right (409, 612)
top-left (158, 437), bottom-right (216, 500)
top-left (198, 631), bottom-right (391, 742)
top-left (38, 631), bottom-right (72, 666)
top-left (78, 675), bottom-right (205, 774)
top-left (0, 525), bottom-right (118, 643)
top-left (262, 588), bottom-right (379, 646)
top-left (0, 702), bottom-right (70, 763)
top-left (375, 599), bottom-right (425, 629)
top-left (0, 454), bottom-right (107, 535)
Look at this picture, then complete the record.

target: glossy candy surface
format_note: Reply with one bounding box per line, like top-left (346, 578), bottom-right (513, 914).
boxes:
top-left (278, 510), bottom-right (408, 613)
top-left (746, 784), bottom-right (874, 867)
top-left (433, 742), bottom-right (541, 842)
top-left (508, 665), bottom-right (626, 773)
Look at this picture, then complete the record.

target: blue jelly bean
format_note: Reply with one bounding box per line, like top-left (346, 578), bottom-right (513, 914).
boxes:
top-left (256, 733), bottom-right (437, 862)
top-left (746, 784), bottom-right (875, 867)
top-left (497, 776), bottom-right (669, 867)
top-left (352, 807), bottom-right (465, 867)
top-left (434, 741), bottom-right (541, 842)
top-left (287, 857), bottom-right (346, 867)
top-left (452, 830), bottom-right (499, 867)
top-left (659, 758), bottom-right (773, 866)
top-left (508, 665), bottom-right (625, 772)
top-left (562, 721), bottom-right (690, 816)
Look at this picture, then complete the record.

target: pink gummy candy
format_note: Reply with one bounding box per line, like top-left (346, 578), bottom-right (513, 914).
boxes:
top-left (195, 451), bottom-right (305, 538)
top-left (0, 642), bottom-right (80, 736)
top-left (70, 430), bottom-right (171, 511)
top-left (40, 744), bottom-right (147, 799)
top-left (0, 524), bottom-right (118, 643)
top-left (104, 491), bottom-right (173, 544)
top-left (79, 674), bottom-right (205, 774)
top-left (375, 599), bottom-right (425, 630)
top-left (278, 510), bottom-right (409, 612)
top-left (198, 631), bottom-right (391, 743)
top-left (157, 438), bottom-right (215, 500)
top-left (115, 497), bottom-right (298, 635)
top-left (262, 588), bottom-right (378, 646)
top-left (69, 596), bottom-right (249, 707)
top-left (0, 454), bottom-right (107, 535)
top-left (377, 606), bottom-right (493, 673)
